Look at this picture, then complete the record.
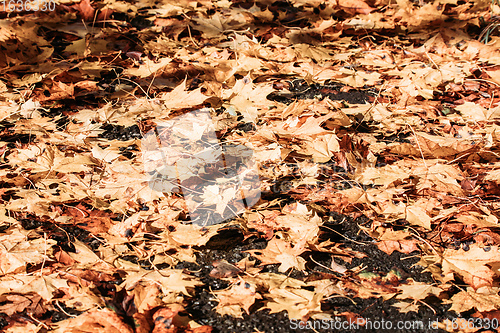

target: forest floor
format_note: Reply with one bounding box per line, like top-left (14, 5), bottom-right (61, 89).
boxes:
top-left (1, 0), bottom-right (500, 332)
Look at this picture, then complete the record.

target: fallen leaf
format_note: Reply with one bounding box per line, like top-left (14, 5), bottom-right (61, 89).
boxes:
top-left (447, 287), bottom-right (500, 313)
top-left (442, 245), bottom-right (500, 289)
top-left (246, 237), bottom-right (308, 272)
top-left (214, 280), bottom-right (262, 318)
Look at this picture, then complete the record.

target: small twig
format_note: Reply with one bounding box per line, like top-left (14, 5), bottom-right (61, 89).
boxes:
top-left (465, 78), bottom-right (500, 88)
top-left (39, 233), bottom-right (48, 276)
top-left (322, 294), bottom-right (357, 305)
top-left (309, 255), bottom-right (343, 275)
top-left (424, 50), bottom-right (440, 71)
top-left (181, 13), bottom-right (200, 48)
top-left (27, 313), bottom-right (50, 330)
top-left (62, 203), bottom-right (86, 218)
top-left (407, 123), bottom-right (428, 170)
top-left (321, 223), bottom-right (371, 246)
top-left (407, 227), bottom-right (441, 256)
top-left (400, 254), bottom-right (421, 260)
top-left (418, 300), bottom-right (437, 315)
top-left (355, 83), bottom-right (385, 131)
top-left (102, 51), bottom-right (122, 67)
top-left (445, 151), bottom-right (475, 165)
top-left (147, 69), bottom-right (158, 98)
top-left (55, 301), bottom-right (77, 318)
top-left (114, 78), bottom-right (152, 99)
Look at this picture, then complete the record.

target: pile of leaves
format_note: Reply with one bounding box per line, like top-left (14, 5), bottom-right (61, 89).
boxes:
top-left (1, 0), bottom-right (500, 331)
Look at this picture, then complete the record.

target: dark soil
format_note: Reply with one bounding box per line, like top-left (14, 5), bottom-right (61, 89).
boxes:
top-left (267, 79), bottom-right (374, 105)
top-left (173, 213), bottom-right (453, 333)
top-left (99, 123), bottom-right (142, 141)
top-left (177, 233), bottom-right (298, 333)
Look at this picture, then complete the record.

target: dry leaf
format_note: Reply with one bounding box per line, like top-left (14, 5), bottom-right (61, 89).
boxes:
top-left (214, 280), bottom-right (262, 318)
top-left (442, 246), bottom-right (500, 289)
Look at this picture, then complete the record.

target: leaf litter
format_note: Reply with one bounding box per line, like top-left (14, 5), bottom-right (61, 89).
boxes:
top-left (1, 0), bottom-right (500, 332)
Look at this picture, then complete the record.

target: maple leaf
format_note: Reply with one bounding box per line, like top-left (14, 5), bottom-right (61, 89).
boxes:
top-left (342, 271), bottom-right (401, 300)
top-left (337, 0), bottom-right (375, 14)
top-left (17, 144), bottom-right (97, 174)
top-left (275, 204), bottom-right (323, 244)
top-left (264, 286), bottom-right (327, 320)
top-left (252, 143), bottom-right (283, 163)
top-left (391, 132), bottom-right (476, 159)
top-left (377, 229), bottom-right (419, 255)
top-left (123, 57), bottom-right (172, 78)
top-left (53, 308), bottom-right (134, 333)
top-left (446, 287), bottom-right (500, 313)
top-left (392, 301), bottom-right (421, 313)
top-left (235, 257), bottom-right (262, 275)
top-left (121, 269), bottom-right (203, 297)
top-left (246, 238), bottom-right (307, 272)
top-left (377, 239), bottom-right (419, 255)
top-left (190, 13), bottom-right (227, 38)
top-left (308, 239), bottom-right (367, 264)
top-left (210, 260), bottom-right (242, 278)
top-left (395, 281), bottom-right (446, 302)
top-left (302, 133), bottom-right (340, 163)
top-left (222, 76), bottom-right (275, 123)
top-left (0, 273), bottom-right (69, 301)
top-left (132, 283), bottom-right (162, 314)
top-left (456, 102), bottom-right (500, 122)
top-left (200, 185), bottom-right (237, 216)
top-left (160, 79), bottom-right (209, 110)
top-left (485, 69), bottom-right (500, 87)
top-left (214, 280), bottom-right (262, 318)
top-left (442, 245), bottom-right (500, 289)
top-left (108, 212), bottom-right (143, 238)
top-left (67, 239), bottom-right (105, 267)
top-left (0, 294), bottom-right (44, 316)
top-left (58, 285), bottom-right (104, 312)
top-left (405, 205), bottom-right (432, 230)
top-left (267, 114), bottom-right (333, 138)
top-left (75, 0), bottom-right (96, 21)
top-left (0, 227), bottom-right (56, 274)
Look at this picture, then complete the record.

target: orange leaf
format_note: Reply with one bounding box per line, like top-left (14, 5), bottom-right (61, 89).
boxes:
top-left (77, 0), bottom-right (96, 21)
top-left (338, 0), bottom-right (374, 14)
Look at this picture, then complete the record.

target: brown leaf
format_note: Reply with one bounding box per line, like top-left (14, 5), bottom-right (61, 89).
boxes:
top-left (152, 306), bottom-right (181, 333)
top-left (210, 260), bottom-right (242, 278)
top-left (448, 287), bottom-right (500, 313)
top-left (246, 237), bottom-right (308, 272)
top-left (0, 294), bottom-right (44, 316)
top-left (160, 79), bottom-right (210, 110)
top-left (53, 308), bottom-right (134, 333)
top-left (396, 281), bottom-right (445, 302)
top-left (377, 240), bottom-right (419, 255)
top-left (442, 245), bottom-right (500, 289)
top-left (214, 280), bottom-right (262, 318)
top-left (337, 0), bottom-right (375, 14)
top-left (133, 283), bottom-right (162, 314)
top-left (76, 0), bottom-right (96, 21)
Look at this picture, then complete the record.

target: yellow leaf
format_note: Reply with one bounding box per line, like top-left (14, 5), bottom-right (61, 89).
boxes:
top-left (406, 205), bottom-right (431, 230)
top-left (161, 79), bottom-right (209, 110)
top-left (123, 57), bottom-right (171, 78)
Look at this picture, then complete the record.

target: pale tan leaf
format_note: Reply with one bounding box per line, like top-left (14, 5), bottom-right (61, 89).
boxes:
top-left (214, 280), bottom-right (262, 318)
top-left (448, 287), bottom-right (500, 313)
top-left (442, 245), bottom-right (500, 289)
